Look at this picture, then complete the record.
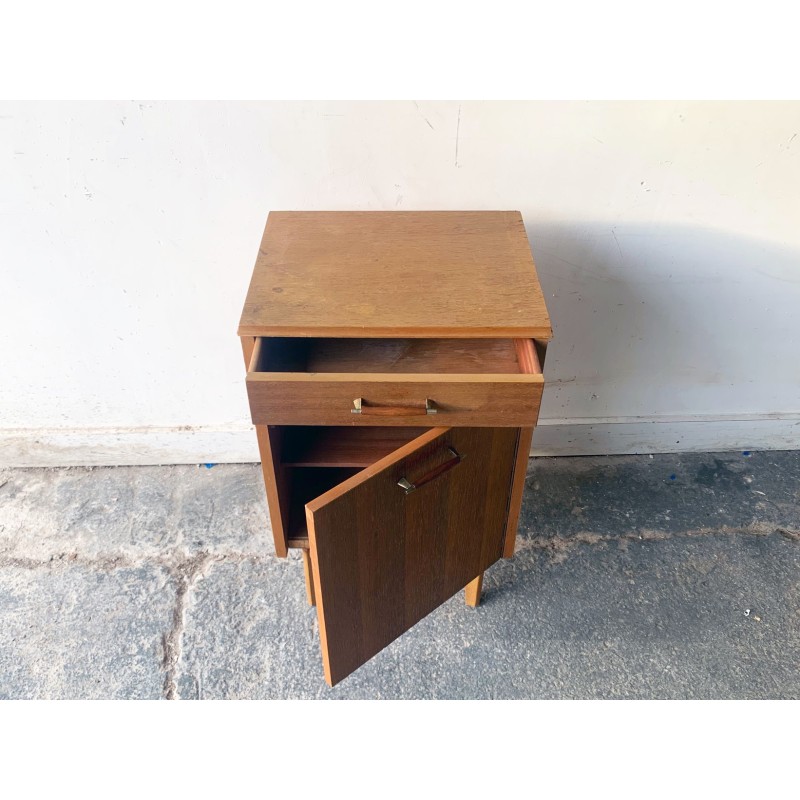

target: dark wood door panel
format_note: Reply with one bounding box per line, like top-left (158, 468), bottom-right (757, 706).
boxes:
top-left (306, 426), bottom-right (519, 686)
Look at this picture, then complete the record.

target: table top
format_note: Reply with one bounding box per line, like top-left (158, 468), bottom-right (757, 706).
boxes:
top-left (238, 211), bottom-right (552, 339)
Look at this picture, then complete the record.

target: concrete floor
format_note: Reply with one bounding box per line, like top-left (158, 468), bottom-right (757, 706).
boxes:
top-left (0, 450), bottom-right (797, 699)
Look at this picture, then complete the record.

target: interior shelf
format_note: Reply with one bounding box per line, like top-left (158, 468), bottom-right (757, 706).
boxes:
top-left (278, 426), bottom-right (430, 548)
top-left (281, 426), bottom-right (426, 468)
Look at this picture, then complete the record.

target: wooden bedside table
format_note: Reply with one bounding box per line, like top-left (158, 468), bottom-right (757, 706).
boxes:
top-left (238, 211), bottom-right (551, 686)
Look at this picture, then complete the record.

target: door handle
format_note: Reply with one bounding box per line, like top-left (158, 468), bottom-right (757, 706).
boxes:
top-left (352, 397), bottom-right (437, 416)
top-left (397, 446), bottom-right (463, 494)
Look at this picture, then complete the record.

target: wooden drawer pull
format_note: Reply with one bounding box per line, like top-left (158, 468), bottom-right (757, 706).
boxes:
top-left (352, 397), bottom-right (438, 416)
top-left (397, 446), bottom-right (463, 494)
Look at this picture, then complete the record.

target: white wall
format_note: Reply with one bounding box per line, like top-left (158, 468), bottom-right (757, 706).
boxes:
top-left (1, 101), bottom-right (799, 465)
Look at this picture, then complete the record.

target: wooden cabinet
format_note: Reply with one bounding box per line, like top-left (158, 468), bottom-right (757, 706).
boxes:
top-left (238, 211), bottom-right (551, 686)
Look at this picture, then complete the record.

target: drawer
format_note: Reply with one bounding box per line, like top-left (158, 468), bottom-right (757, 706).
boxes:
top-left (246, 337), bottom-right (543, 426)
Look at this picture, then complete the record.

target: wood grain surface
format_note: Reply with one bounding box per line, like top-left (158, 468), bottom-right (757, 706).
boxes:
top-left (281, 426), bottom-right (426, 467)
top-left (502, 338), bottom-right (544, 557)
top-left (246, 373), bottom-right (544, 427)
top-left (306, 426), bottom-right (518, 686)
top-left (238, 211), bottom-right (552, 339)
top-left (301, 549), bottom-right (316, 606)
top-left (465, 574), bottom-right (484, 607)
top-left (254, 425), bottom-right (291, 558)
top-left (256, 337), bottom-right (524, 374)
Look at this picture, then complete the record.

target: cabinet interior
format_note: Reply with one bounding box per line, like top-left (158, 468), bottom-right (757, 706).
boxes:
top-left (285, 467), bottom-right (361, 543)
top-left (281, 426), bottom-right (427, 467)
top-left (252, 337), bottom-right (529, 374)
top-left (275, 425), bottom-right (426, 547)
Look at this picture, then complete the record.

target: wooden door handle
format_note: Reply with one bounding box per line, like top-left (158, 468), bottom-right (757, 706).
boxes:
top-left (352, 397), bottom-right (437, 416)
top-left (397, 446), bottom-right (463, 494)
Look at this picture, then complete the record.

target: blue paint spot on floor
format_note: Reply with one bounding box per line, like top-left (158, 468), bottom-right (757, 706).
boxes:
top-left (203, 463), bottom-right (217, 469)
top-left (669, 474), bottom-right (676, 480)
top-left (742, 451), bottom-right (751, 457)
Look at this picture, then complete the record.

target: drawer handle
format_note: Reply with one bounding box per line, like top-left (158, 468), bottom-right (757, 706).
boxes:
top-left (397, 446), bottom-right (463, 494)
top-left (352, 397), bottom-right (437, 416)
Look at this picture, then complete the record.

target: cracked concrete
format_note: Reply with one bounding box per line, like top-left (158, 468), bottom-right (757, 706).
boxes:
top-left (0, 451), bottom-right (798, 699)
top-left (161, 552), bottom-right (218, 699)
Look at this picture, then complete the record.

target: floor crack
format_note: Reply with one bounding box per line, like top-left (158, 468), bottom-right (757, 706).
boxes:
top-left (777, 527), bottom-right (800, 543)
top-left (161, 552), bottom-right (219, 700)
top-left (0, 549), bottom-right (268, 573)
top-left (0, 545), bottom-right (268, 700)
top-left (517, 523), bottom-right (799, 565)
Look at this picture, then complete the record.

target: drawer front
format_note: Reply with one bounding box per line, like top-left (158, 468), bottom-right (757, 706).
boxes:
top-left (246, 374), bottom-right (544, 427)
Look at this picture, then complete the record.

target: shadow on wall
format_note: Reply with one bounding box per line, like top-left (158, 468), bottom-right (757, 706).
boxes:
top-left (523, 222), bottom-right (800, 422)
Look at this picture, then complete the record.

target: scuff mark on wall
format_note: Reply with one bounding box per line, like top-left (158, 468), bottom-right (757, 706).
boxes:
top-left (413, 101), bottom-right (435, 131)
top-left (454, 104), bottom-right (461, 167)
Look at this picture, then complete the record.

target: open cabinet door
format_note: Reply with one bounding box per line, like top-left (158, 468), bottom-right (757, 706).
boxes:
top-left (306, 426), bottom-right (519, 686)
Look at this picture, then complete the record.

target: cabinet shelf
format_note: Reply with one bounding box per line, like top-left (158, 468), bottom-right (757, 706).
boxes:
top-left (280, 426), bottom-right (426, 468)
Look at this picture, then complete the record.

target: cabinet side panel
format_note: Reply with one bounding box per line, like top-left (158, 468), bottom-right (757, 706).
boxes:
top-left (255, 425), bottom-right (290, 558)
top-left (502, 427), bottom-right (534, 558)
top-left (503, 339), bottom-right (545, 557)
top-left (533, 338), bottom-right (548, 371)
top-left (240, 336), bottom-right (256, 370)
top-left (243, 337), bottom-right (292, 558)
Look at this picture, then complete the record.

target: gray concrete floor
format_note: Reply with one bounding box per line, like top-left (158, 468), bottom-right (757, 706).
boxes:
top-left (0, 450), bottom-right (798, 699)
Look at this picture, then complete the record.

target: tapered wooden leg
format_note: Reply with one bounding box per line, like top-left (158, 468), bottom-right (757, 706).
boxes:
top-left (301, 549), bottom-right (316, 606)
top-left (465, 573), bottom-right (483, 607)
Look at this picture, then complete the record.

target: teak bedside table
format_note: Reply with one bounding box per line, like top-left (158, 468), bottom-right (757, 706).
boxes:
top-left (238, 211), bottom-right (551, 686)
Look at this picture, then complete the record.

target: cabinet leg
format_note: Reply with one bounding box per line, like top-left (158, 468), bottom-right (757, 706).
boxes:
top-left (301, 549), bottom-right (316, 606)
top-left (465, 573), bottom-right (483, 607)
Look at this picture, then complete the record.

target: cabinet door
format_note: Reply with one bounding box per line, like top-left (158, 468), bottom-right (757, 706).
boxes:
top-left (306, 426), bottom-right (518, 686)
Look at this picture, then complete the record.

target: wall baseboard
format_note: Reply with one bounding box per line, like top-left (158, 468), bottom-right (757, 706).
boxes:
top-left (0, 426), bottom-right (260, 468)
top-left (1, 416), bottom-right (798, 467)
top-left (532, 415), bottom-right (800, 457)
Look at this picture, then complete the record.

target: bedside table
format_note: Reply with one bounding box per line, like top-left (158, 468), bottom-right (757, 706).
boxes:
top-left (238, 211), bottom-right (551, 686)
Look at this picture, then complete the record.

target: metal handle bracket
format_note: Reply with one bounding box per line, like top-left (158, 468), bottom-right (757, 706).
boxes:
top-left (352, 397), bottom-right (437, 415)
top-left (397, 446), bottom-right (463, 494)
